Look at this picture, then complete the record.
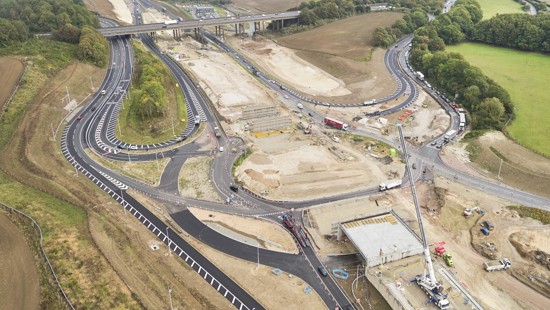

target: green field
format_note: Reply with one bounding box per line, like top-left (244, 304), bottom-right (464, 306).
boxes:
top-left (477, 0), bottom-right (525, 19)
top-left (447, 43), bottom-right (550, 156)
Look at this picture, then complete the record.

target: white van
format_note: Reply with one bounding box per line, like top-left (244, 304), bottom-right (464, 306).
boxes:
top-left (100, 90), bottom-right (106, 95)
top-left (194, 115), bottom-right (200, 125)
top-left (219, 146), bottom-right (224, 152)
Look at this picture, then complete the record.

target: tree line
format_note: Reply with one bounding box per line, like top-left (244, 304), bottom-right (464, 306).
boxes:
top-left (409, 0), bottom-right (513, 130)
top-left (0, 0), bottom-right (107, 66)
top-left (130, 44), bottom-right (169, 120)
top-left (471, 13), bottom-right (550, 52)
top-left (372, 0), bottom-right (445, 48)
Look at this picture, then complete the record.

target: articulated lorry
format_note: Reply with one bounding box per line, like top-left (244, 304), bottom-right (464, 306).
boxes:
top-left (363, 99), bottom-right (377, 105)
top-left (484, 258), bottom-right (511, 272)
top-left (379, 179), bottom-right (402, 191)
top-left (443, 130), bottom-right (456, 142)
top-left (323, 117), bottom-right (349, 131)
top-left (459, 113), bottom-right (466, 130)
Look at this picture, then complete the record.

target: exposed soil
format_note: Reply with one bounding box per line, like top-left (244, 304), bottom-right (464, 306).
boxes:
top-left (426, 179), bottom-right (550, 310)
top-left (275, 12), bottom-right (405, 103)
top-left (444, 131), bottom-right (550, 198)
top-left (236, 132), bottom-right (404, 200)
top-left (0, 57), bottom-right (24, 110)
top-left (83, 0), bottom-right (118, 22)
top-left (0, 213), bottom-right (40, 310)
top-left (229, 0), bottom-right (303, 12)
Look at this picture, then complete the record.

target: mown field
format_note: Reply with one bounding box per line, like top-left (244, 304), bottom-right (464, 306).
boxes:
top-left (477, 0), bottom-right (525, 19)
top-left (231, 0), bottom-right (302, 12)
top-left (447, 43), bottom-right (550, 157)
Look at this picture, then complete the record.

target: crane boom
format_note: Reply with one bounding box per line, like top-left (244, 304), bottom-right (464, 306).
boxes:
top-left (397, 125), bottom-right (449, 308)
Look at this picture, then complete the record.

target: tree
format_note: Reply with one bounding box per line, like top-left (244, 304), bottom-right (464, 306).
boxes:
top-left (299, 9), bottom-right (319, 25)
top-left (462, 85), bottom-right (481, 110)
top-left (54, 23), bottom-right (81, 44)
top-left (475, 97), bottom-right (505, 129)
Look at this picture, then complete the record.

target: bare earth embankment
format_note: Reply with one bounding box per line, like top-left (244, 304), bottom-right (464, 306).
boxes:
top-left (0, 57), bottom-right (24, 109)
top-left (0, 213), bottom-right (40, 310)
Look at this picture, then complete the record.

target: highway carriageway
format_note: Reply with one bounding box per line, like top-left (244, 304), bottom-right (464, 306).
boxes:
top-left (98, 11), bottom-right (300, 36)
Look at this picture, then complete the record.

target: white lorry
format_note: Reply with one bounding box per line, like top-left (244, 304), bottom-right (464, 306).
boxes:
top-left (443, 129), bottom-right (456, 142)
top-left (416, 71), bottom-right (425, 81)
top-left (379, 179), bottom-right (402, 191)
top-left (459, 113), bottom-right (466, 130)
top-left (363, 99), bottom-right (377, 105)
top-left (484, 258), bottom-right (511, 272)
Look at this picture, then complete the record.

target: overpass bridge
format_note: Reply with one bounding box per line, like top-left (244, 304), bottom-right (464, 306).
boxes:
top-left (98, 11), bottom-right (300, 37)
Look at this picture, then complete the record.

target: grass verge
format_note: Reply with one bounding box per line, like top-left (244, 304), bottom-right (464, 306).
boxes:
top-left (508, 206), bottom-right (550, 224)
top-left (117, 40), bottom-right (187, 144)
top-left (0, 172), bottom-right (139, 309)
top-left (477, 0), bottom-right (525, 19)
top-left (85, 150), bottom-right (169, 186)
top-left (0, 39), bottom-right (77, 151)
top-left (447, 43), bottom-right (550, 157)
top-left (0, 207), bottom-right (66, 308)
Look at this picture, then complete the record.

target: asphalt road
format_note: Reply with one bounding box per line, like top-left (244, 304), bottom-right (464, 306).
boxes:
top-left (62, 4), bottom-right (550, 310)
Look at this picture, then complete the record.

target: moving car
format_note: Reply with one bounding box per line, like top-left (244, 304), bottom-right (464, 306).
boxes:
top-left (318, 266), bottom-right (328, 277)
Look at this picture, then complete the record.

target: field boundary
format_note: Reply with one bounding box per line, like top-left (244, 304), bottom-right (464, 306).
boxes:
top-left (0, 62), bottom-right (28, 121)
top-left (0, 201), bottom-right (75, 310)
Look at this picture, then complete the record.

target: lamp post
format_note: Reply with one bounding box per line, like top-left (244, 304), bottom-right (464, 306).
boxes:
top-left (168, 287), bottom-right (173, 310)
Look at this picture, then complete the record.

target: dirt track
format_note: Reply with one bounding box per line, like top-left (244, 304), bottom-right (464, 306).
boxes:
top-left (0, 213), bottom-right (40, 310)
top-left (0, 57), bottom-right (24, 109)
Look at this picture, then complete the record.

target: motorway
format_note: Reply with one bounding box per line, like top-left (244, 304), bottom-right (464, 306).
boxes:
top-left (60, 2), bottom-right (550, 310)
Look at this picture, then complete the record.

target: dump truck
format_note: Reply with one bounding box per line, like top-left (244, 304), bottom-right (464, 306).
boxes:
top-left (323, 117), bottom-right (349, 131)
top-left (442, 253), bottom-right (453, 267)
top-left (379, 179), bottom-right (402, 191)
top-left (484, 258), bottom-right (511, 272)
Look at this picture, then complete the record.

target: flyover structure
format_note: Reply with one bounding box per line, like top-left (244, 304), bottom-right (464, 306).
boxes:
top-left (97, 11), bottom-right (300, 37)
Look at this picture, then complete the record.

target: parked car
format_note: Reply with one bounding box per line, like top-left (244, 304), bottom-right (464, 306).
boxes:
top-left (483, 221), bottom-right (495, 230)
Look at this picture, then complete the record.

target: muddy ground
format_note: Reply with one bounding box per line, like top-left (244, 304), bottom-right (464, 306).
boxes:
top-left (0, 57), bottom-right (24, 110)
top-left (0, 213), bottom-right (40, 310)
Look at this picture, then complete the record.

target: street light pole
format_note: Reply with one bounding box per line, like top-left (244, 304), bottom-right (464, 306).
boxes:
top-left (168, 287), bottom-right (173, 310)
top-left (120, 189), bottom-right (126, 214)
